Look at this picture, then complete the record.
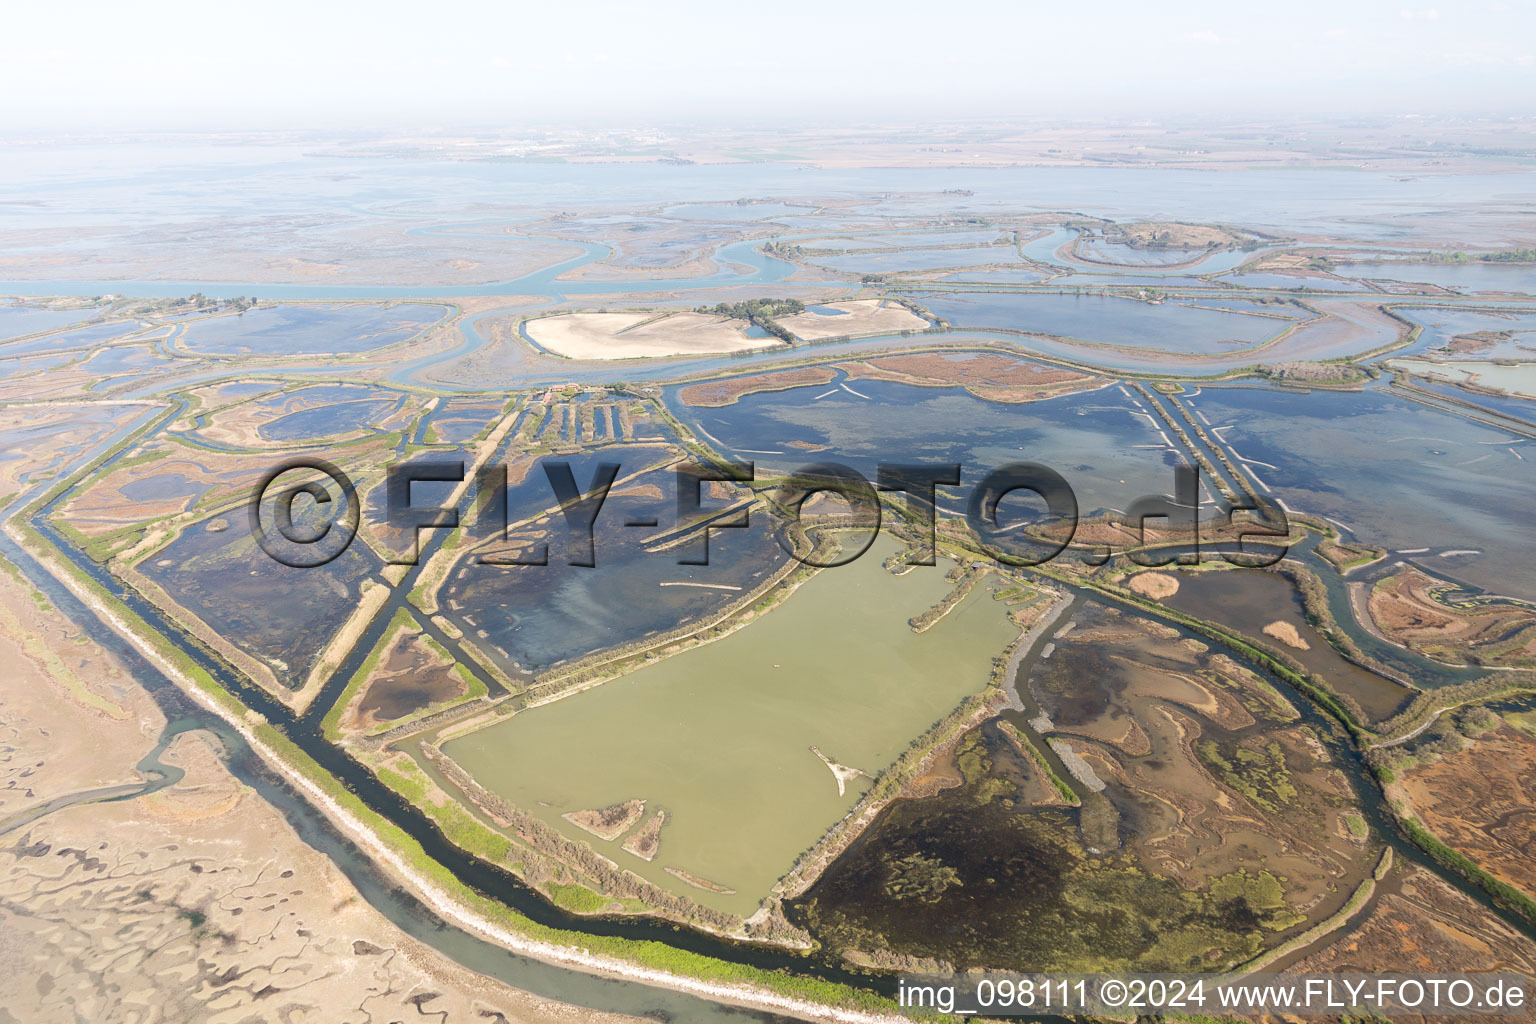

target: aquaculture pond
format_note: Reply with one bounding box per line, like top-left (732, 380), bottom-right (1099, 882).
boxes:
top-left (1390, 307), bottom-right (1536, 360)
top-left (1223, 273), bottom-right (1367, 293)
top-left (440, 464), bottom-right (784, 677)
top-left (77, 344), bottom-right (171, 375)
top-left (180, 302), bottom-right (449, 355)
top-left (1397, 377), bottom-right (1536, 425)
top-left (217, 383), bottom-right (407, 444)
top-left (1053, 274), bottom-right (1217, 289)
top-left (938, 268), bottom-right (1051, 284)
top-left (1390, 360), bottom-right (1536, 399)
top-left (136, 510), bottom-right (383, 689)
top-left (1333, 261), bottom-right (1536, 295)
top-left (1185, 384), bottom-right (1536, 602)
top-left (501, 445), bottom-right (678, 526)
top-left (809, 246), bottom-right (1022, 274)
top-left (799, 230), bottom-right (1006, 250)
top-left (662, 201), bottom-right (816, 221)
top-left (424, 397), bottom-right (507, 444)
top-left (0, 350), bottom-right (76, 380)
top-left (667, 375), bottom-right (1181, 519)
top-left (791, 599), bottom-right (1377, 972)
top-left (443, 534), bottom-right (1020, 916)
top-left (259, 400), bottom-right (400, 441)
top-left (0, 319), bottom-right (143, 355)
top-left (919, 292), bottom-right (1285, 352)
top-left (0, 302), bottom-right (99, 340)
top-left (117, 471), bottom-right (209, 505)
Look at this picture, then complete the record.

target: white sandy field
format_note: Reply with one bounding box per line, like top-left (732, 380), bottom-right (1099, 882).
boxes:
top-left (524, 311), bottom-right (782, 360)
top-left (776, 299), bottom-right (928, 341)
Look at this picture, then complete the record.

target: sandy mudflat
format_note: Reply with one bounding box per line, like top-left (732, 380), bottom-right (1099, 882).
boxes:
top-left (775, 299), bottom-right (927, 341)
top-left (524, 311), bottom-right (780, 359)
top-left (0, 569), bottom-right (641, 1024)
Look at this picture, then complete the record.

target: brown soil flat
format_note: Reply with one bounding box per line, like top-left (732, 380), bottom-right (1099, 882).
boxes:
top-left (564, 799), bottom-right (646, 841)
top-left (351, 628), bottom-right (468, 729)
top-left (1290, 867), bottom-right (1536, 1024)
top-left (1444, 330), bottom-right (1511, 354)
top-left (1116, 222), bottom-right (1242, 249)
top-left (1126, 571), bottom-right (1179, 599)
top-left (1400, 724), bottom-right (1536, 898)
top-left (1368, 567), bottom-right (1536, 668)
top-left (837, 351), bottom-right (1099, 403)
top-left (622, 810), bottom-right (667, 861)
top-left (774, 299), bottom-right (927, 341)
top-left (525, 311), bottom-right (770, 360)
top-left (677, 366), bottom-right (838, 407)
top-left (900, 737), bottom-right (965, 800)
top-left (0, 573), bottom-right (161, 818)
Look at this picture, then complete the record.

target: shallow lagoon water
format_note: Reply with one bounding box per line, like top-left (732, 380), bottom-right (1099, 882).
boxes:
top-left (1390, 359), bottom-right (1536, 399)
top-left (1162, 568), bottom-right (1413, 721)
top-left (1335, 261), bottom-right (1536, 295)
top-left (1398, 377), bottom-right (1536, 424)
top-left (0, 303), bottom-right (98, 340)
top-left (1076, 239), bottom-right (1201, 266)
top-left (1186, 385), bottom-right (1536, 601)
top-left (1390, 307), bottom-right (1536, 360)
top-left (919, 292), bottom-right (1284, 352)
top-left (668, 375), bottom-right (1180, 518)
top-left (443, 471), bottom-right (778, 677)
top-left (1055, 274), bottom-right (1217, 289)
top-left (662, 201), bottom-right (816, 221)
top-left (443, 534), bottom-right (1019, 915)
top-left (799, 229), bottom-right (1006, 251)
top-left (1224, 272), bottom-right (1366, 293)
top-left (938, 267), bottom-right (1051, 284)
top-left (810, 246), bottom-right (1021, 274)
top-left (0, 319), bottom-right (142, 355)
top-left (182, 302), bottom-right (448, 355)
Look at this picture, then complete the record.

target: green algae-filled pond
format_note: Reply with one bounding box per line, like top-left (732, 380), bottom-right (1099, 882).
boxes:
top-left (442, 535), bottom-right (1021, 916)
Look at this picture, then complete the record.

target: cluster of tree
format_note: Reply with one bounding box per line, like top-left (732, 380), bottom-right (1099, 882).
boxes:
top-left (1372, 677), bottom-right (1536, 759)
top-left (908, 567), bottom-right (985, 633)
top-left (1369, 705), bottom-right (1506, 774)
top-left (699, 297), bottom-right (804, 320)
top-left (885, 294), bottom-right (939, 325)
top-left (762, 241), bottom-right (804, 260)
top-left (696, 298), bottom-right (804, 344)
top-left (1447, 248), bottom-right (1536, 263)
top-left (170, 293), bottom-right (258, 311)
top-left (1255, 362), bottom-right (1368, 384)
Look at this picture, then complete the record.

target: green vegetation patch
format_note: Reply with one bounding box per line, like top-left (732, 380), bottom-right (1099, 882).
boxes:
top-left (1196, 739), bottom-right (1297, 814)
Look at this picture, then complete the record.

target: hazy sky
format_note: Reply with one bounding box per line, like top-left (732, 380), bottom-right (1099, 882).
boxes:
top-left (2, 0), bottom-right (1532, 130)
